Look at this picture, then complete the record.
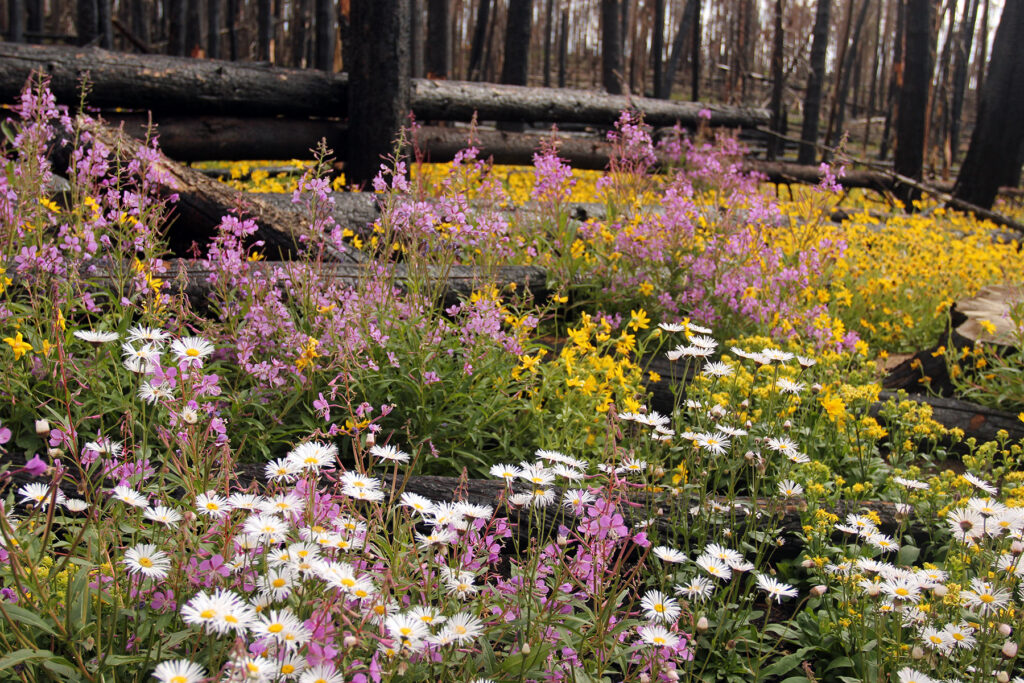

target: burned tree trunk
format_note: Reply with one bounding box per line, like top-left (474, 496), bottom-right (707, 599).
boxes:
top-left (661, 0), bottom-right (698, 100)
top-left (798, 0), bottom-right (831, 164)
top-left (466, 0), bottom-right (491, 80)
top-left (952, 0), bottom-right (1024, 210)
top-left (767, 0), bottom-right (785, 160)
top-left (601, 0), bottom-right (623, 94)
top-left (345, 0), bottom-right (411, 186)
top-left (425, 0), bottom-right (451, 79)
top-left (949, 0), bottom-right (979, 165)
top-left (314, 0), bottom-right (335, 71)
top-left (167, 0), bottom-right (186, 55)
top-left (501, 0), bottom-right (532, 87)
top-left (9, 0), bottom-right (26, 43)
top-left (893, 0), bottom-right (933, 206)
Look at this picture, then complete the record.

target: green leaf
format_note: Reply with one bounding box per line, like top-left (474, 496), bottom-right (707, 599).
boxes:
top-left (758, 652), bottom-right (804, 679)
top-left (825, 656), bottom-right (854, 672)
top-left (898, 544), bottom-right (921, 565)
top-left (2, 604), bottom-right (60, 637)
top-left (0, 648), bottom-right (51, 670)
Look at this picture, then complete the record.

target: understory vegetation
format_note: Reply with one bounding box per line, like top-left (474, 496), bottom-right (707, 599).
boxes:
top-left (2, 78), bottom-right (1024, 683)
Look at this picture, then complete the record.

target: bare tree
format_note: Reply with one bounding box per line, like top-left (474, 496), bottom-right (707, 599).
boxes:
top-left (798, 0), bottom-right (831, 164)
top-left (894, 0), bottom-right (934, 205)
top-left (601, 0), bottom-right (623, 93)
top-left (426, 0), bottom-right (451, 78)
top-left (953, 0), bottom-right (1024, 209)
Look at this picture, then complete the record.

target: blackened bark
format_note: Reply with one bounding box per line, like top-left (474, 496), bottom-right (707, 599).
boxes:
top-left (185, 0), bottom-right (202, 55)
top-left (467, 0), bottom-right (491, 80)
top-left (96, 0), bottom-right (112, 48)
top-left (952, 1), bottom-right (1024, 209)
top-left (78, 0), bottom-right (98, 45)
top-left (258, 0), bottom-right (273, 61)
top-left (26, 0), bottom-right (42, 43)
top-left (767, 0), bottom-right (785, 159)
top-left (879, 0), bottom-right (904, 160)
top-left (601, 0), bottom-right (622, 94)
top-left (410, 0), bottom-right (422, 78)
top-left (208, 0), bottom-right (221, 59)
top-left (315, 0), bottom-right (334, 71)
top-left (167, 0), bottom-right (186, 55)
top-left (652, 0), bottom-right (665, 98)
top-left (9, 0), bottom-right (26, 43)
top-left (543, 0), bottom-right (554, 87)
top-left (662, 0), bottom-right (697, 100)
top-left (501, 0), bottom-right (532, 86)
top-left (827, 0), bottom-right (872, 151)
top-left (893, 0), bottom-right (933, 206)
top-left (949, 0), bottom-right (978, 164)
top-left (291, 0), bottom-right (310, 67)
top-left (558, 6), bottom-right (568, 88)
top-left (346, 0), bottom-right (411, 186)
top-left (227, 0), bottom-right (239, 60)
top-left (690, 0), bottom-right (700, 101)
top-left (426, 0), bottom-right (451, 78)
top-left (130, 0), bottom-right (150, 50)
top-left (798, 0), bottom-right (831, 164)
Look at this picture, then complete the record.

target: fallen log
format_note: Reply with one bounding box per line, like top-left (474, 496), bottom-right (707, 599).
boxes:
top-left (81, 118), bottom-right (356, 261)
top-left (0, 43), bottom-right (768, 129)
top-left (874, 390), bottom-right (1024, 445)
top-left (149, 259), bottom-right (550, 311)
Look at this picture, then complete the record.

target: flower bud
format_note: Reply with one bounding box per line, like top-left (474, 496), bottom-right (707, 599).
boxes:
top-left (996, 671), bottom-right (1009, 683)
top-left (639, 675), bottom-right (651, 683)
top-left (1002, 641), bottom-right (1018, 658)
top-left (35, 419), bottom-right (50, 436)
top-left (666, 671), bottom-right (679, 682)
top-left (740, 399), bottom-right (750, 409)
top-left (366, 432), bottom-right (376, 447)
top-left (696, 616), bottom-right (709, 631)
top-left (47, 448), bottom-right (63, 458)
top-left (1012, 540), bottom-right (1024, 556)
top-left (782, 420), bottom-right (793, 431)
top-left (801, 559), bottom-right (816, 569)
top-left (344, 635), bottom-right (359, 648)
top-left (911, 646), bottom-right (925, 660)
top-left (811, 585), bottom-right (828, 597)
top-left (864, 584), bottom-right (881, 597)
top-left (999, 623), bottom-right (1013, 637)
top-left (521, 643), bottom-right (531, 655)
top-left (932, 585), bottom-right (948, 598)
top-left (811, 383), bottom-right (822, 394)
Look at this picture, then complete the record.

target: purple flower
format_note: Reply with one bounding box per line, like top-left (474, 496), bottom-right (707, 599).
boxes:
top-left (23, 454), bottom-right (47, 477)
top-left (423, 371), bottom-right (441, 385)
top-left (0, 425), bottom-right (10, 445)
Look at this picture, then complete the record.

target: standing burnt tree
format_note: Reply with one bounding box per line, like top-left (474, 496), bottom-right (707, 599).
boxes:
top-left (893, 0), bottom-right (934, 206)
top-left (953, 1), bottom-right (1024, 210)
top-left (346, 0), bottom-right (411, 186)
top-left (798, 0), bottom-right (831, 164)
top-left (601, 0), bottom-right (623, 94)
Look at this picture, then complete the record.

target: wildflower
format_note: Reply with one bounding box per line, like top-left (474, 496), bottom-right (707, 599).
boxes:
top-left (489, 463), bottom-right (521, 482)
top-left (286, 441), bottom-right (338, 471)
top-left (252, 609), bottom-right (311, 649)
top-left (124, 544), bottom-right (172, 579)
top-left (369, 443), bottom-right (410, 463)
top-left (702, 361), bottom-right (733, 378)
top-left (151, 660), bottom-right (206, 683)
top-left (942, 622), bottom-right (977, 650)
top-left (266, 457), bottom-right (300, 482)
top-left (262, 493), bottom-right (303, 515)
top-left (947, 507), bottom-right (986, 541)
top-left (688, 334), bottom-right (718, 349)
top-left (138, 381), bottom-right (173, 404)
top-left (385, 613), bottom-right (430, 643)
top-left (896, 667), bottom-right (938, 683)
top-left (63, 499), bottom-right (89, 512)
top-left (18, 482), bottom-right (57, 506)
top-left (880, 577), bottom-right (922, 603)
top-left (340, 472), bottom-right (381, 493)
top-left (696, 554), bottom-right (732, 581)
top-left (777, 480), bottom-right (803, 498)
top-left (776, 378), bottom-right (805, 394)
top-left (563, 489), bottom-right (596, 511)
top-left (640, 590), bottom-right (681, 623)
top-left (652, 546), bottom-right (688, 563)
top-left (755, 574), bottom-right (798, 602)
top-left (638, 624), bottom-right (680, 648)
top-left (675, 576), bottom-right (714, 602)
top-left (867, 533), bottom-right (899, 553)
top-left (761, 348), bottom-right (795, 362)
top-left (968, 497), bottom-right (1008, 517)
top-left (195, 492), bottom-right (231, 518)
top-left (243, 513), bottom-right (290, 542)
top-left (112, 485), bottom-right (148, 508)
top-left (552, 464), bottom-right (585, 481)
top-left (442, 611), bottom-right (485, 644)
top-left (961, 472), bottom-right (998, 495)
top-left (258, 567), bottom-right (295, 601)
top-left (696, 432), bottom-right (730, 455)
top-left (127, 326), bottom-right (169, 345)
top-left (170, 336), bottom-right (215, 367)
top-left (442, 568), bottom-right (479, 598)
top-left (122, 342), bottom-right (161, 373)
top-left (409, 605), bottom-right (447, 628)
top-left (180, 589), bottom-right (255, 635)
top-left (298, 665), bottom-right (345, 683)
top-left (893, 476), bottom-right (929, 490)
top-left (919, 626), bottom-right (952, 653)
top-left (454, 502), bottom-right (493, 519)
top-left (962, 578), bottom-right (1012, 615)
top-left (73, 330), bottom-right (119, 344)
top-left (399, 491), bottom-right (436, 515)
top-left (416, 529), bottom-right (456, 548)
top-left (227, 493), bottom-right (263, 511)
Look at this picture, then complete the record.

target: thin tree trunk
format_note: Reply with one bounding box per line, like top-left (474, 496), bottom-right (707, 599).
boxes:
top-left (185, 0), bottom-right (202, 55)
top-left (949, 0), bottom-right (978, 165)
top-left (879, 0), bottom-right (904, 160)
top-left (9, 0), bottom-right (26, 43)
top-left (227, 0), bottom-right (239, 60)
top-left (601, 0), bottom-right (623, 94)
top-left (558, 5), bottom-right (568, 87)
top-left (291, 0), bottom-right (310, 67)
top-left (894, 0), bottom-right (934, 205)
top-left (652, 0), bottom-right (665, 98)
top-left (662, 0), bottom-right (698, 100)
top-left (167, 0), bottom-right (185, 55)
top-left (426, 0), bottom-right (451, 78)
top-left (26, 0), bottom-right (42, 44)
top-left (828, 0), bottom-right (873, 152)
top-left (206, 0), bottom-right (220, 58)
top-left (691, 0), bottom-right (700, 101)
top-left (798, 0), bottom-right (831, 164)
top-left (315, 0), bottom-right (334, 70)
top-left (953, 0), bottom-right (1024, 208)
top-left (768, 0), bottom-right (785, 159)
top-left (543, 0), bottom-right (554, 87)
top-left (975, 0), bottom-right (988, 115)
top-left (501, 0), bottom-right (532, 86)
top-left (467, 0), bottom-right (490, 79)
top-left (257, 0), bottom-right (272, 61)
